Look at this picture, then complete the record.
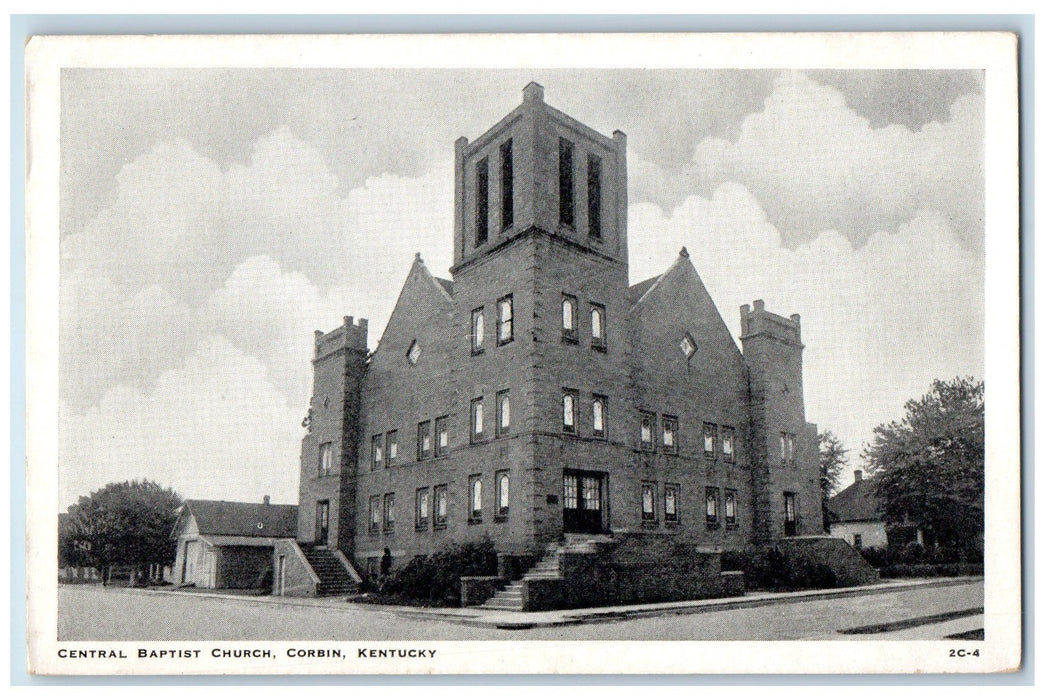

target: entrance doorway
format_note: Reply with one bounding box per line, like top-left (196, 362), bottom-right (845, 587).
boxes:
top-left (316, 500), bottom-right (330, 546)
top-left (563, 470), bottom-right (605, 534)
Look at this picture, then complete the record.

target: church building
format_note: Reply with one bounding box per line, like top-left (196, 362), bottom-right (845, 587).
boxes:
top-left (294, 83), bottom-right (822, 592)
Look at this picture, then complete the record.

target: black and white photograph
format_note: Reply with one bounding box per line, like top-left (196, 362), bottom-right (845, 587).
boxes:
top-left (24, 32), bottom-right (1021, 675)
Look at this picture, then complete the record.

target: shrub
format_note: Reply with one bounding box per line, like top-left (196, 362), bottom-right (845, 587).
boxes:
top-left (859, 546), bottom-right (889, 569)
top-left (725, 547), bottom-right (838, 592)
top-left (371, 537), bottom-right (498, 607)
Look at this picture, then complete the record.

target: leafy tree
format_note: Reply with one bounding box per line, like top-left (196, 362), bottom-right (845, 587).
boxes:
top-left (58, 480), bottom-right (182, 579)
top-left (818, 430), bottom-right (848, 531)
top-left (863, 377), bottom-right (984, 559)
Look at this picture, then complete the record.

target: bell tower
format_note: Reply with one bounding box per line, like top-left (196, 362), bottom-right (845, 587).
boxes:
top-left (451, 82), bottom-right (628, 274)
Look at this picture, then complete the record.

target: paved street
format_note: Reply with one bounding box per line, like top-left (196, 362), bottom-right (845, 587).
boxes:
top-left (58, 580), bottom-right (983, 641)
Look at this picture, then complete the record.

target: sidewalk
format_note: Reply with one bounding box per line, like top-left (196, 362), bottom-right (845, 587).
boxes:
top-left (131, 576), bottom-right (982, 630)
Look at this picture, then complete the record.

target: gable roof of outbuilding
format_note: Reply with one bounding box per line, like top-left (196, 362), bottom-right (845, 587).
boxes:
top-left (828, 479), bottom-right (882, 523)
top-left (173, 499), bottom-right (298, 539)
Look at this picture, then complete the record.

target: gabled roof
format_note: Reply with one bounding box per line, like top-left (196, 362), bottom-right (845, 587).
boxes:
top-left (434, 277), bottom-right (454, 296)
top-left (627, 276), bottom-right (659, 306)
top-left (828, 479), bottom-right (882, 523)
top-left (175, 499), bottom-right (298, 539)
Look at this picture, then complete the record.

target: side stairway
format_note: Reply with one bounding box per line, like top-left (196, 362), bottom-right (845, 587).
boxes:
top-left (480, 534), bottom-right (612, 611)
top-left (299, 545), bottom-right (360, 596)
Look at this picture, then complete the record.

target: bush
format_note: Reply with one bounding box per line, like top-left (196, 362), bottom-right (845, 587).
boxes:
top-left (723, 548), bottom-right (838, 592)
top-left (879, 562), bottom-right (983, 578)
top-left (371, 537), bottom-right (498, 607)
top-left (859, 546), bottom-right (889, 569)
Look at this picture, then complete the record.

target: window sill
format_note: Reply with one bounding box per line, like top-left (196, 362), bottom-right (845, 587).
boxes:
top-left (591, 342), bottom-right (607, 353)
top-left (471, 348), bottom-right (485, 357)
top-left (383, 528), bottom-right (396, 534)
top-left (494, 515), bottom-right (508, 523)
top-left (497, 338), bottom-right (514, 347)
top-left (561, 333), bottom-right (578, 345)
top-left (468, 517), bottom-right (483, 525)
top-left (664, 520), bottom-right (679, 529)
top-left (706, 522), bottom-right (721, 530)
top-left (640, 519), bottom-right (658, 528)
top-left (433, 523), bottom-right (447, 531)
top-left (663, 448), bottom-right (678, 456)
top-left (415, 525), bottom-right (429, 532)
top-left (725, 522), bottom-right (738, 530)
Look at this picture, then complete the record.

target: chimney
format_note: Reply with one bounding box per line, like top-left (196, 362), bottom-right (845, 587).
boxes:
top-left (853, 470), bottom-right (863, 482)
top-left (262, 495), bottom-right (271, 505)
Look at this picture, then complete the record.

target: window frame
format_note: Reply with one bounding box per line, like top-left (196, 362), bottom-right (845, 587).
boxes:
top-left (680, 332), bottom-right (697, 360)
top-left (415, 487), bottom-right (430, 531)
top-left (433, 484), bottom-right (448, 530)
top-left (417, 420), bottom-right (432, 460)
top-left (386, 430), bottom-right (398, 466)
top-left (500, 139), bottom-right (514, 231)
top-left (559, 138), bottom-right (574, 228)
top-left (470, 397), bottom-right (485, 443)
top-left (371, 434), bottom-right (384, 470)
top-left (704, 422), bottom-right (718, 459)
top-left (590, 303), bottom-right (607, 351)
top-left (497, 294), bottom-right (514, 345)
top-left (471, 307), bottom-right (485, 355)
top-left (662, 414), bottom-right (679, 455)
top-left (587, 152), bottom-right (602, 240)
top-left (496, 389), bottom-right (510, 437)
top-left (406, 338), bottom-right (421, 365)
top-left (496, 470), bottom-right (510, 520)
top-left (434, 415), bottom-right (449, 457)
top-left (475, 156), bottom-right (489, 246)
top-left (468, 474), bottom-right (483, 523)
top-left (725, 488), bottom-right (738, 527)
top-left (318, 441), bottom-right (334, 477)
top-left (706, 486), bottom-right (720, 528)
top-left (640, 411), bottom-right (656, 451)
top-left (780, 432), bottom-right (796, 465)
top-left (592, 394), bottom-right (607, 439)
top-left (383, 492), bottom-right (396, 532)
top-left (561, 293), bottom-right (578, 344)
top-left (721, 426), bottom-right (736, 463)
top-left (664, 483), bottom-right (680, 524)
top-left (562, 388), bottom-right (579, 434)
top-left (641, 481), bottom-right (657, 522)
top-left (369, 495), bottom-right (381, 535)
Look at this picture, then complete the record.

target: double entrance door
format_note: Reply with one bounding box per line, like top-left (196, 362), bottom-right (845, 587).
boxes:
top-left (563, 470), bottom-right (605, 534)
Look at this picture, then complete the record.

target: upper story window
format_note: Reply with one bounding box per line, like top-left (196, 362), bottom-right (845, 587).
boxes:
top-left (383, 492), bottom-right (396, 532)
top-left (587, 153), bottom-right (602, 240)
top-left (496, 390), bottom-right (510, 436)
top-left (471, 398), bottom-right (484, 443)
top-left (386, 430), bottom-right (398, 465)
top-left (562, 389), bottom-right (579, 433)
top-left (417, 420), bottom-right (432, 460)
top-left (562, 294), bottom-right (578, 343)
top-left (500, 139), bottom-right (514, 231)
top-left (641, 481), bottom-right (657, 522)
top-left (497, 295), bottom-right (514, 345)
top-left (722, 426), bottom-right (736, 463)
top-left (662, 415), bottom-right (679, 454)
top-left (372, 435), bottom-right (383, 470)
top-left (496, 470), bottom-right (510, 518)
top-left (704, 423), bottom-right (718, 458)
top-left (435, 416), bottom-right (449, 457)
top-left (471, 307), bottom-right (485, 354)
top-left (780, 432), bottom-right (796, 466)
top-left (559, 138), bottom-right (574, 228)
top-left (725, 489), bottom-right (738, 527)
top-left (664, 483), bottom-right (679, 524)
top-left (415, 488), bottom-right (430, 531)
top-left (706, 487), bottom-right (720, 528)
top-left (680, 333), bottom-right (696, 360)
top-left (469, 475), bottom-right (483, 523)
top-left (433, 484), bottom-right (448, 529)
top-left (475, 156), bottom-right (489, 246)
top-left (407, 339), bottom-right (421, 365)
top-left (640, 412), bottom-right (655, 451)
top-left (318, 442), bottom-right (334, 476)
top-left (592, 394), bottom-right (607, 439)
top-left (590, 303), bottom-right (606, 351)
top-left (369, 495), bottom-right (381, 534)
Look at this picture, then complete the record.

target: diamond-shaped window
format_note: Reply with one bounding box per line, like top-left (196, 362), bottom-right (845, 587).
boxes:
top-left (406, 339), bottom-right (421, 365)
top-left (680, 333), bottom-right (697, 359)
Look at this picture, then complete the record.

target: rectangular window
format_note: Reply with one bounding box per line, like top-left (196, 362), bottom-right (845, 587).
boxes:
top-left (500, 139), bottom-right (513, 230)
top-left (415, 488), bottom-right (430, 530)
top-left (318, 442), bottom-right (334, 476)
top-left (641, 482), bottom-right (657, 522)
top-left (722, 426), bottom-right (736, 463)
top-left (471, 307), bottom-right (485, 354)
top-left (383, 492), bottom-right (395, 532)
top-left (433, 484), bottom-right (448, 529)
top-left (704, 423), bottom-right (718, 458)
top-left (780, 432), bottom-right (796, 465)
top-left (563, 474), bottom-right (578, 510)
top-left (592, 394), bottom-right (607, 438)
top-left (417, 420), bottom-right (432, 460)
top-left (706, 487), bottom-right (720, 527)
top-left (497, 294), bottom-right (513, 345)
top-left (561, 293), bottom-right (578, 343)
top-left (496, 470), bottom-right (510, 518)
top-left (386, 430), bottom-right (398, 465)
top-left (496, 389), bottom-right (510, 436)
top-left (784, 491), bottom-right (797, 536)
top-left (725, 489), bottom-right (737, 526)
top-left (469, 475), bottom-right (483, 522)
top-left (471, 398), bottom-right (484, 443)
top-left (562, 388), bottom-right (579, 433)
top-left (640, 412), bottom-right (655, 451)
top-left (372, 435), bottom-right (384, 470)
top-left (590, 303), bottom-right (606, 351)
top-left (664, 483), bottom-right (680, 523)
top-left (559, 138), bottom-right (574, 227)
top-left (369, 495), bottom-right (381, 535)
top-left (587, 153), bottom-right (602, 239)
top-left (435, 415), bottom-right (449, 457)
top-left (475, 156), bottom-right (489, 246)
top-left (662, 415), bottom-right (679, 454)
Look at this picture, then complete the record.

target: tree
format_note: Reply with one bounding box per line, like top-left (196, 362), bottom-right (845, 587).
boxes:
top-left (818, 430), bottom-right (848, 531)
top-left (863, 377), bottom-right (984, 559)
top-left (58, 480), bottom-right (182, 581)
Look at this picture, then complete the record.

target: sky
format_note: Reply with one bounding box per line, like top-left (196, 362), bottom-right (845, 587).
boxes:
top-left (57, 68), bottom-right (985, 508)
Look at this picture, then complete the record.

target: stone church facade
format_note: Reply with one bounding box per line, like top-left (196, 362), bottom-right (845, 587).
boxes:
top-left (295, 83), bottom-right (822, 581)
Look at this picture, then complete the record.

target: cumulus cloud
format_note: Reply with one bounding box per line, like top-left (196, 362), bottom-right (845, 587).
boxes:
top-left (59, 336), bottom-right (303, 506)
top-left (629, 183), bottom-right (984, 461)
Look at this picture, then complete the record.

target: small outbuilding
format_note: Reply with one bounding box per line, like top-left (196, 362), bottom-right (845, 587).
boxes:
top-left (171, 497), bottom-right (297, 590)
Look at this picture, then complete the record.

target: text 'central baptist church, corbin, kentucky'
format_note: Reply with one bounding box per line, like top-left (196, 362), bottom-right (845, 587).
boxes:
top-left (295, 82), bottom-right (822, 585)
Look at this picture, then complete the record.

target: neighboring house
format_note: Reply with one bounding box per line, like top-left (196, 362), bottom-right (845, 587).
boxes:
top-left (171, 497), bottom-right (297, 589)
top-left (828, 470), bottom-right (924, 550)
top-left (295, 81), bottom-right (824, 595)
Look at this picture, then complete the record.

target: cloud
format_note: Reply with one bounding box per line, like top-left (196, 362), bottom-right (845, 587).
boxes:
top-left (628, 182), bottom-right (984, 461)
top-left (59, 336), bottom-right (303, 507)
